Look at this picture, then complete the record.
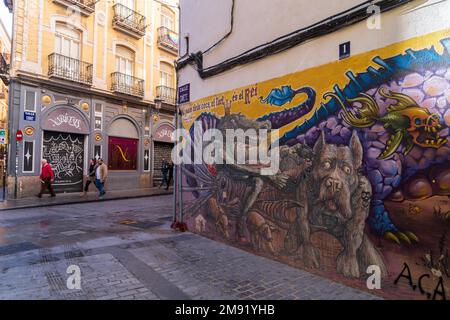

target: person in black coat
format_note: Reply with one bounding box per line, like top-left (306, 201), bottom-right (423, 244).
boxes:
top-left (81, 158), bottom-right (97, 197)
top-left (166, 160), bottom-right (174, 190)
top-left (159, 159), bottom-right (169, 189)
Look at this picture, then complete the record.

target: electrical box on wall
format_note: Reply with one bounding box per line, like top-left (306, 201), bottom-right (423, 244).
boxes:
top-left (339, 41), bottom-right (351, 60)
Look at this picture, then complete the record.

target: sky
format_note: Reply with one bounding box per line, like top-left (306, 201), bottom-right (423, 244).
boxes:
top-left (0, 4), bottom-right (12, 38)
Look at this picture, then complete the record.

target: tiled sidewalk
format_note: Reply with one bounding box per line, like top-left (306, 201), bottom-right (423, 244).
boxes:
top-left (0, 187), bottom-right (173, 211)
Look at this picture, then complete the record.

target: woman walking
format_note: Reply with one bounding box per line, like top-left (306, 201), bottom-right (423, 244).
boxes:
top-left (81, 158), bottom-right (97, 197)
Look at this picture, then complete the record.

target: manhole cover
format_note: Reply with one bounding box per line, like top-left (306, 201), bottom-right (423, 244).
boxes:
top-left (117, 220), bottom-right (163, 229)
top-left (0, 242), bottom-right (41, 256)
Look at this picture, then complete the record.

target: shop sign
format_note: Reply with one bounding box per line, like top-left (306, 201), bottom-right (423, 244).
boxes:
top-left (42, 107), bottom-right (90, 134)
top-left (154, 123), bottom-right (174, 143)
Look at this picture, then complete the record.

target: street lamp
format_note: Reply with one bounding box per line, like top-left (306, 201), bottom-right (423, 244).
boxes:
top-left (153, 98), bottom-right (162, 122)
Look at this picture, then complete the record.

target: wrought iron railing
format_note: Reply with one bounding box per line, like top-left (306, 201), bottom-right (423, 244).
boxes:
top-left (53, 0), bottom-right (96, 13)
top-left (0, 53), bottom-right (9, 76)
top-left (156, 85), bottom-right (176, 104)
top-left (112, 3), bottom-right (146, 37)
top-left (157, 27), bottom-right (179, 52)
top-left (111, 72), bottom-right (144, 97)
top-left (48, 53), bottom-right (93, 85)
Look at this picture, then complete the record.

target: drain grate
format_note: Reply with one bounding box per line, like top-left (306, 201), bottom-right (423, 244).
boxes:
top-left (118, 220), bottom-right (164, 229)
top-left (0, 242), bottom-right (41, 256)
top-left (64, 250), bottom-right (84, 260)
top-left (45, 271), bottom-right (67, 292)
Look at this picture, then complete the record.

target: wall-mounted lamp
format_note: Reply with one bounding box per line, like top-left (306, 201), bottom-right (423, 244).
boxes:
top-left (153, 98), bottom-right (162, 122)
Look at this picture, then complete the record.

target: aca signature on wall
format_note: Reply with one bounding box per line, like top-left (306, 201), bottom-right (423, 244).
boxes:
top-left (181, 34), bottom-right (450, 298)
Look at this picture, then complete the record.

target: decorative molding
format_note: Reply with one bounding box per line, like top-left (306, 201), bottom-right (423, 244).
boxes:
top-left (96, 11), bottom-right (106, 26)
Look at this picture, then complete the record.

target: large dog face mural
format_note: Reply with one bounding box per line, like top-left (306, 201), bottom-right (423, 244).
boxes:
top-left (311, 131), bottom-right (363, 220)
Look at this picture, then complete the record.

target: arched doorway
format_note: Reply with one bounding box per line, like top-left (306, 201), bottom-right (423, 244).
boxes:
top-left (107, 117), bottom-right (139, 171)
top-left (41, 106), bottom-right (90, 193)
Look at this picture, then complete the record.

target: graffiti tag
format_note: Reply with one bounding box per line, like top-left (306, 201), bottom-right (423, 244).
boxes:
top-left (394, 263), bottom-right (447, 300)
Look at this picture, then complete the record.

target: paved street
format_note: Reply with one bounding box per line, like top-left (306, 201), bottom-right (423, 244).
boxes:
top-left (0, 195), bottom-right (380, 300)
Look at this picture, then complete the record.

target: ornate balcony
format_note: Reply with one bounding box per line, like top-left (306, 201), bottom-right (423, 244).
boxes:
top-left (157, 27), bottom-right (179, 54)
top-left (112, 3), bottom-right (146, 39)
top-left (52, 0), bottom-right (96, 16)
top-left (0, 53), bottom-right (10, 85)
top-left (48, 53), bottom-right (93, 85)
top-left (156, 85), bottom-right (176, 105)
top-left (111, 72), bottom-right (144, 98)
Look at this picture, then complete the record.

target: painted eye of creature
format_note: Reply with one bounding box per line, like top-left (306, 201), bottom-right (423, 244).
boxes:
top-left (343, 165), bottom-right (351, 174)
top-left (414, 118), bottom-right (422, 125)
top-left (324, 161), bottom-right (331, 169)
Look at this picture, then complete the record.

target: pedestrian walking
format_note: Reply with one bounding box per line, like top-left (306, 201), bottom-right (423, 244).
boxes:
top-left (166, 160), bottom-right (174, 190)
top-left (159, 158), bottom-right (169, 189)
top-left (36, 159), bottom-right (56, 198)
top-left (81, 158), bottom-right (97, 197)
top-left (95, 158), bottom-right (108, 198)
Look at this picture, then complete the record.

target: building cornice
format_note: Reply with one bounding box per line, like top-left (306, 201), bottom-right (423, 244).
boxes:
top-left (12, 72), bottom-right (158, 109)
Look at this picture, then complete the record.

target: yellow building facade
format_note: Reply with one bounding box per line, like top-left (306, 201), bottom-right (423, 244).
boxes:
top-left (7, 0), bottom-right (179, 198)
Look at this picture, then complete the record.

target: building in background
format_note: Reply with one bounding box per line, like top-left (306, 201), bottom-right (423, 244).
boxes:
top-left (176, 0), bottom-right (450, 299)
top-left (0, 18), bottom-right (10, 190)
top-left (6, 0), bottom-right (179, 198)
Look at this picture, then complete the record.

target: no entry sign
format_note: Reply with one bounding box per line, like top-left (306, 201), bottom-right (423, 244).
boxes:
top-left (16, 130), bottom-right (23, 142)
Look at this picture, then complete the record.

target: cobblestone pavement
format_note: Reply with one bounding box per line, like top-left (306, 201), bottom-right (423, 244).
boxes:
top-left (0, 195), bottom-right (381, 300)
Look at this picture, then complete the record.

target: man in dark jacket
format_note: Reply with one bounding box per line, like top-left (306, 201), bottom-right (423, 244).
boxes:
top-left (81, 158), bottom-right (97, 197)
top-left (166, 160), bottom-right (174, 190)
top-left (159, 159), bottom-right (169, 189)
top-left (37, 159), bottom-right (55, 198)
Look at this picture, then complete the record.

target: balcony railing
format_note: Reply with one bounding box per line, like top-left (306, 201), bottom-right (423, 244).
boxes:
top-left (112, 3), bottom-right (146, 39)
top-left (156, 85), bottom-right (176, 105)
top-left (157, 27), bottom-right (179, 53)
top-left (48, 53), bottom-right (93, 85)
top-left (53, 0), bottom-right (96, 16)
top-left (0, 53), bottom-right (10, 85)
top-left (111, 72), bottom-right (144, 98)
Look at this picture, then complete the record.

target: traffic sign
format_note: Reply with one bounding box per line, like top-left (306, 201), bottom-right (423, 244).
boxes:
top-left (16, 130), bottom-right (23, 142)
top-left (0, 129), bottom-right (5, 144)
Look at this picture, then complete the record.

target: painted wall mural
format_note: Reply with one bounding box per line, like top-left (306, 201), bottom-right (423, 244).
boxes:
top-left (180, 29), bottom-right (450, 299)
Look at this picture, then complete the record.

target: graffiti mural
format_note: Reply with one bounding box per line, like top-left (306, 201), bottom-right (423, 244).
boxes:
top-left (180, 29), bottom-right (450, 299)
top-left (43, 131), bottom-right (84, 192)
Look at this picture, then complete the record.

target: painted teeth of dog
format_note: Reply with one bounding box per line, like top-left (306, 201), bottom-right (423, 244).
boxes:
top-left (432, 127), bottom-right (437, 133)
